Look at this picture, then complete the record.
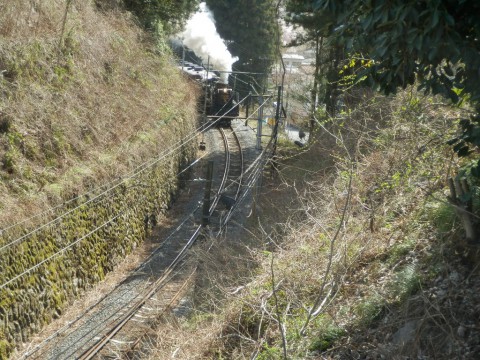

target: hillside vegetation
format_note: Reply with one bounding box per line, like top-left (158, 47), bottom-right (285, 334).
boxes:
top-left (230, 89), bottom-right (480, 359)
top-left (1, 1), bottom-right (479, 359)
top-left (0, 1), bottom-right (199, 357)
top-left (141, 88), bottom-right (480, 359)
top-left (0, 0), bottom-right (197, 227)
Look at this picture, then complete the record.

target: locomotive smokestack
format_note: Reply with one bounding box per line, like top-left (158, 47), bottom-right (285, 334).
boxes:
top-left (180, 2), bottom-right (237, 83)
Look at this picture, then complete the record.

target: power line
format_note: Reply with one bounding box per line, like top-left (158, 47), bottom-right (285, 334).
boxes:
top-left (0, 116), bottom-right (210, 235)
top-left (0, 209), bottom-right (124, 290)
top-left (0, 94), bottom-right (251, 254)
top-left (0, 122), bottom-right (210, 252)
top-left (0, 109), bottom-right (267, 290)
top-left (0, 90), bottom-right (260, 297)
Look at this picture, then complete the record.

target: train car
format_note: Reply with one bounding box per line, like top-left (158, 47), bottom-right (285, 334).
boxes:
top-left (209, 83), bottom-right (239, 127)
top-left (179, 62), bottom-right (239, 127)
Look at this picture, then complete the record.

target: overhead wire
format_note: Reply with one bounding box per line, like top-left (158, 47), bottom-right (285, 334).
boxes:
top-left (0, 116), bottom-right (265, 291)
top-left (0, 209), bottom-right (124, 290)
top-left (0, 86), bottom-right (252, 295)
top-left (0, 85), bottom-right (213, 292)
top-left (0, 62), bottom-right (261, 290)
top-left (219, 139), bottom-right (274, 230)
top-left (0, 64), bottom-right (245, 235)
top-left (0, 112), bottom-right (212, 235)
top-left (2, 58), bottom-right (220, 234)
top-left (0, 64), bottom-right (251, 251)
top-left (0, 119), bottom-right (215, 253)
top-left (0, 147), bottom-right (211, 289)
top-left (0, 193), bottom-right (205, 293)
top-left (216, 6), bottom-right (289, 230)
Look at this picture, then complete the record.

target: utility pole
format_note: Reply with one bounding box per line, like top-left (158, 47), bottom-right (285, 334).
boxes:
top-left (245, 87), bottom-right (252, 122)
top-left (310, 35), bottom-right (323, 136)
top-left (256, 96), bottom-right (263, 150)
top-left (203, 56), bottom-right (210, 122)
top-left (202, 161), bottom-right (214, 227)
top-left (199, 56), bottom-right (210, 151)
top-left (181, 45), bottom-right (185, 70)
top-left (271, 86), bottom-right (282, 177)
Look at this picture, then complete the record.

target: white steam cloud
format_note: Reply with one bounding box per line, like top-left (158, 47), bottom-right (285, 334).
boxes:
top-left (181, 2), bottom-right (238, 83)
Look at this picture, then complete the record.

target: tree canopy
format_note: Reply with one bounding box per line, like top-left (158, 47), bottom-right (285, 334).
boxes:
top-left (122, 0), bottom-right (198, 34)
top-left (287, 0), bottom-right (480, 174)
top-left (205, 0), bottom-right (278, 92)
top-left (310, 1), bottom-right (480, 102)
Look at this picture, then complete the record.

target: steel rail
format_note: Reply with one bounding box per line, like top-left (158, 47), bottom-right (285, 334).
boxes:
top-left (209, 128), bottom-right (231, 213)
top-left (76, 126), bottom-right (243, 359)
top-left (217, 127), bottom-right (245, 230)
top-left (77, 225), bottom-right (202, 360)
top-left (18, 202), bottom-right (203, 360)
top-left (228, 127), bottom-right (244, 202)
top-left (121, 267), bottom-right (198, 356)
top-left (32, 124), bottom-right (245, 360)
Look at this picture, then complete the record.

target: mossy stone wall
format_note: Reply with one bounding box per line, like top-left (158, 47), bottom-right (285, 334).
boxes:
top-left (0, 134), bottom-right (196, 358)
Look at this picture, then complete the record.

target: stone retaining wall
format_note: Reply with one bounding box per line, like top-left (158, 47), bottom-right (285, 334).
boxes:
top-left (0, 131), bottom-right (196, 358)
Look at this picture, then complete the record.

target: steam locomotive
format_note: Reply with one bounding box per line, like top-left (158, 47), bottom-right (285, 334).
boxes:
top-left (179, 62), bottom-right (239, 127)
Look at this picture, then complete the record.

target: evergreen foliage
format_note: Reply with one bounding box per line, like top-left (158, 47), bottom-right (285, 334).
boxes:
top-left (205, 0), bottom-right (278, 93)
top-left (122, 0), bottom-right (199, 34)
top-left (284, 1), bottom-right (346, 123)
top-left (288, 0), bottom-right (480, 176)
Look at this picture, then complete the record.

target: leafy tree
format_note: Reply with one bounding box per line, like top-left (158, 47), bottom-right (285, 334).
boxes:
top-left (122, 0), bottom-right (199, 34)
top-left (304, 0), bottom-right (480, 174)
top-left (285, 1), bottom-right (347, 131)
top-left (205, 0), bottom-right (278, 93)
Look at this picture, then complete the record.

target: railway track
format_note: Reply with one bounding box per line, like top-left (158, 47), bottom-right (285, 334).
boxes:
top-left (209, 126), bottom-right (244, 231)
top-left (77, 230), bottom-right (201, 360)
top-left (19, 124), bottom-right (249, 360)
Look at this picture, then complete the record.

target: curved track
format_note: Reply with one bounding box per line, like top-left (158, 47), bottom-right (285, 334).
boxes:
top-left (19, 124), bottom-right (249, 360)
top-left (210, 127), bottom-right (245, 232)
top-left (78, 126), bottom-right (245, 359)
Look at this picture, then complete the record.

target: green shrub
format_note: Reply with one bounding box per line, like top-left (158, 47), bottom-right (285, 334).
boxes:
top-left (309, 322), bottom-right (345, 352)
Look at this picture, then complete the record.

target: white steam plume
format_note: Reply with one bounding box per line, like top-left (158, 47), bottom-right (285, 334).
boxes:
top-left (181, 2), bottom-right (238, 83)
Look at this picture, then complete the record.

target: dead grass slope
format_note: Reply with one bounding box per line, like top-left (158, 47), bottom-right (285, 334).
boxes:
top-left (0, 0), bottom-right (198, 228)
top-left (142, 88), bottom-right (480, 359)
top-left (230, 90), bottom-right (479, 359)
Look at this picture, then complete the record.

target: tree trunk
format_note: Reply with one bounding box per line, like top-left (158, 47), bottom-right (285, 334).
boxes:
top-left (448, 177), bottom-right (477, 243)
top-left (309, 35), bottom-right (323, 136)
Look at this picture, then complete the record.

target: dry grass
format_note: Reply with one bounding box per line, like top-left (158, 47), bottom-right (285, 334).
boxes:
top-left (143, 87), bottom-right (480, 359)
top-left (0, 0), bottom-right (199, 228)
top-left (127, 234), bottom-right (262, 360)
top-left (144, 316), bottom-right (225, 360)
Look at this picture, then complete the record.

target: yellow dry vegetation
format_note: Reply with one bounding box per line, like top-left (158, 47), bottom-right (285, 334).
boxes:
top-left (142, 88), bottom-right (479, 360)
top-left (0, 0), bottom-right (198, 227)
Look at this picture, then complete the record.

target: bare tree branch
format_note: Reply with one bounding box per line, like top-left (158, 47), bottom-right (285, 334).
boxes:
top-left (270, 252), bottom-right (288, 359)
top-left (300, 163), bottom-right (353, 335)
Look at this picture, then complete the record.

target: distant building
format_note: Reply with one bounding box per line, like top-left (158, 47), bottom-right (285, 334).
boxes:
top-left (282, 54), bottom-right (305, 70)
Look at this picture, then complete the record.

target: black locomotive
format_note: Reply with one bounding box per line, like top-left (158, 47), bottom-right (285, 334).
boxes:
top-left (179, 62), bottom-right (239, 127)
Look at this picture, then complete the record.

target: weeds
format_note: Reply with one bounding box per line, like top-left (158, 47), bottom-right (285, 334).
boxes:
top-left (4, 2), bottom-right (469, 356)
top-left (0, 1), bottom-right (199, 228)
top-left (165, 86), bottom-right (479, 359)
top-left (308, 319), bottom-right (345, 352)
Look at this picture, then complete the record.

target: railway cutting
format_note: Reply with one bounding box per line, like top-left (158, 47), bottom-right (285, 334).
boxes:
top-left (17, 119), bottom-right (259, 360)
